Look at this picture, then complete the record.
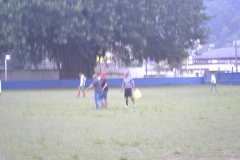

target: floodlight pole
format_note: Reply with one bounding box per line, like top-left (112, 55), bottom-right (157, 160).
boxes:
top-left (5, 55), bottom-right (10, 82)
top-left (234, 41), bottom-right (238, 73)
top-left (5, 59), bottom-right (7, 81)
top-left (187, 58), bottom-right (189, 77)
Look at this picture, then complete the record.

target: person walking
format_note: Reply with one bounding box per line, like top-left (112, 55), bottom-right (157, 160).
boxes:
top-left (77, 72), bottom-right (86, 98)
top-left (100, 72), bottom-right (108, 108)
top-left (211, 72), bottom-right (218, 92)
top-left (87, 74), bottom-right (102, 110)
top-left (120, 72), bottom-right (136, 108)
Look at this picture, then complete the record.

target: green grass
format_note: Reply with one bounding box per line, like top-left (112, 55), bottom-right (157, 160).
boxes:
top-left (0, 85), bottom-right (240, 160)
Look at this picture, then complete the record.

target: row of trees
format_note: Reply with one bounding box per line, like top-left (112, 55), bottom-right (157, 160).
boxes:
top-left (0, 0), bottom-right (210, 78)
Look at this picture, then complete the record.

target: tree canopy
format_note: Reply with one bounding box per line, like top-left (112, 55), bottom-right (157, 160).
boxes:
top-left (0, 0), bottom-right (210, 78)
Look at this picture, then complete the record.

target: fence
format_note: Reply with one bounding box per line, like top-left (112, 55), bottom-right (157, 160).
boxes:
top-left (1, 77), bottom-right (203, 90)
top-left (1, 73), bottom-right (240, 90)
top-left (204, 73), bottom-right (240, 85)
top-left (0, 70), bottom-right (59, 81)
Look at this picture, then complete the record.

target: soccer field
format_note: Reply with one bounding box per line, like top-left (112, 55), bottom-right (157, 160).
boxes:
top-left (0, 85), bottom-right (240, 160)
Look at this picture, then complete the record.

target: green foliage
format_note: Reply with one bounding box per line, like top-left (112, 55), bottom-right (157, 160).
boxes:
top-left (205, 0), bottom-right (240, 47)
top-left (0, 0), bottom-right (210, 78)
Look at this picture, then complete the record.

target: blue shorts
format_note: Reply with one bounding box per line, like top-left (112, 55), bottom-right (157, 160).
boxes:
top-left (102, 90), bottom-right (108, 100)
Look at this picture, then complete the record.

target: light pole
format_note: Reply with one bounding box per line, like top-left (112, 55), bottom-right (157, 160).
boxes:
top-left (233, 40), bottom-right (239, 73)
top-left (5, 55), bottom-right (10, 81)
top-left (186, 58), bottom-right (189, 77)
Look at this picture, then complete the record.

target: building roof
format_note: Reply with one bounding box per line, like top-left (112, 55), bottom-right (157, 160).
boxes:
top-left (193, 47), bottom-right (240, 60)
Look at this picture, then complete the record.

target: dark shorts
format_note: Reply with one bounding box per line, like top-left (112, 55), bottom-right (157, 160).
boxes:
top-left (124, 88), bottom-right (132, 98)
top-left (102, 90), bottom-right (108, 100)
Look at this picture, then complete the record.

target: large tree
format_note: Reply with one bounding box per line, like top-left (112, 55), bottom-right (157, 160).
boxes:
top-left (153, 0), bottom-right (210, 64)
top-left (0, 0), bottom-right (210, 78)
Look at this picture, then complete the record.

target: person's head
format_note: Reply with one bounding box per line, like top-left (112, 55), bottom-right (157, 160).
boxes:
top-left (79, 72), bottom-right (82, 77)
top-left (124, 72), bottom-right (129, 78)
top-left (100, 72), bottom-right (106, 78)
top-left (92, 74), bottom-right (97, 79)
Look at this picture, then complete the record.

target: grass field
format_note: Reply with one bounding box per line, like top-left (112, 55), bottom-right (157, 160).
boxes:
top-left (0, 85), bottom-right (240, 160)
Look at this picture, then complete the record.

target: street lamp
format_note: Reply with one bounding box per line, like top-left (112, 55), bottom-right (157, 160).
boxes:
top-left (233, 40), bottom-right (240, 73)
top-left (5, 55), bottom-right (10, 81)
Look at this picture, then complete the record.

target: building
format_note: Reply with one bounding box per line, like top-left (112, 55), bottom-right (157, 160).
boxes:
top-left (182, 47), bottom-right (239, 77)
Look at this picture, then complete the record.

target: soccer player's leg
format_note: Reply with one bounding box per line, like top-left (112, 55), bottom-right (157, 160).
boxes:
top-left (124, 89), bottom-right (129, 108)
top-left (77, 86), bottom-right (81, 97)
top-left (81, 85), bottom-right (86, 97)
top-left (129, 89), bottom-right (135, 106)
top-left (102, 91), bottom-right (108, 108)
top-left (211, 83), bottom-right (214, 92)
top-left (94, 93), bottom-right (100, 110)
top-left (99, 93), bottom-right (105, 108)
top-left (106, 91), bottom-right (108, 108)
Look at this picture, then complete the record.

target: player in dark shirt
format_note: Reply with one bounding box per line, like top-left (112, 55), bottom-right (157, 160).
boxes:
top-left (100, 72), bottom-right (108, 108)
top-left (87, 74), bottom-right (102, 110)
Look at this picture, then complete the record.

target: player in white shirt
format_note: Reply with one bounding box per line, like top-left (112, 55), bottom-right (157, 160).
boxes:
top-left (77, 72), bottom-right (86, 97)
top-left (211, 73), bottom-right (218, 92)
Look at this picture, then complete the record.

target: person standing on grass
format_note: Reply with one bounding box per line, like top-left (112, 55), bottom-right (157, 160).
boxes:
top-left (100, 72), bottom-right (108, 108)
top-left (211, 72), bottom-right (218, 92)
top-left (77, 72), bottom-right (86, 98)
top-left (87, 74), bottom-right (102, 110)
top-left (120, 72), bottom-right (136, 108)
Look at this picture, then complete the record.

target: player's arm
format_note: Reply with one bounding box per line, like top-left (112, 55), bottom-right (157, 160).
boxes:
top-left (132, 83), bottom-right (135, 90)
top-left (120, 83), bottom-right (125, 92)
top-left (87, 84), bottom-right (93, 90)
top-left (131, 79), bottom-right (135, 90)
top-left (102, 82), bottom-right (108, 91)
